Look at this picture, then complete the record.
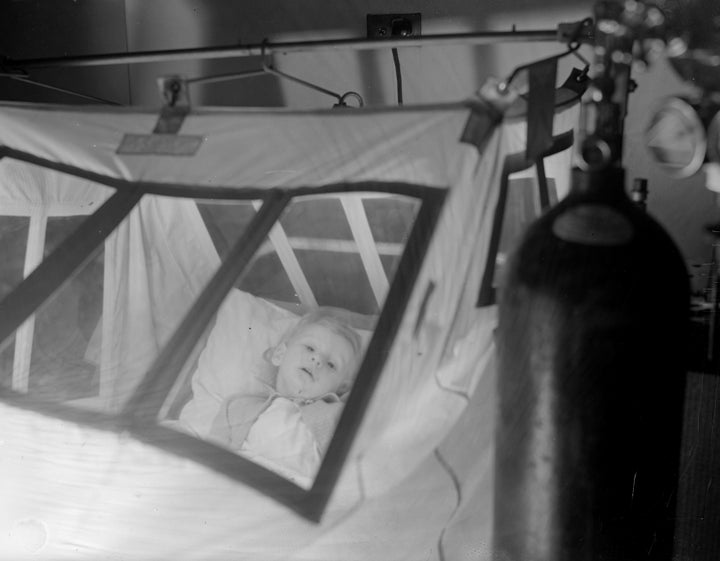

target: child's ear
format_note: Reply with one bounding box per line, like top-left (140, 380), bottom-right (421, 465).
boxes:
top-left (268, 342), bottom-right (287, 366)
top-left (337, 373), bottom-right (355, 395)
top-left (337, 377), bottom-right (355, 399)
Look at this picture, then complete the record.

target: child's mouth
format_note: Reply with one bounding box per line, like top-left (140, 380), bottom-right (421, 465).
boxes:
top-left (301, 367), bottom-right (314, 380)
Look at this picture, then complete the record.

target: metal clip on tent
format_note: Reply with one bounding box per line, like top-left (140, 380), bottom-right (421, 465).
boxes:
top-left (153, 75), bottom-right (191, 134)
top-left (158, 75), bottom-right (190, 108)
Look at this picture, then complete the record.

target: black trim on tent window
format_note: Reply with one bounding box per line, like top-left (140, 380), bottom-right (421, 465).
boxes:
top-left (123, 182), bottom-right (447, 522)
top-left (0, 146), bottom-right (448, 523)
top-left (0, 146), bottom-right (274, 201)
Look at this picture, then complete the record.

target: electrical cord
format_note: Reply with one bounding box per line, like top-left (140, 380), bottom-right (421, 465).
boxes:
top-left (391, 47), bottom-right (403, 105)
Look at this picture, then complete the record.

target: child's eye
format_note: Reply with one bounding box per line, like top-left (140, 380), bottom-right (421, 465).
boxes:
top-left (327, 361), bottom-right (336, 370)
top-left (305, 345), bottom-right (314, 352)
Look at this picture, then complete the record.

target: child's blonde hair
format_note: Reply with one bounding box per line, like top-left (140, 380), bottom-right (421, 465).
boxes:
top-left (284, 307), bottom-right (363, 359)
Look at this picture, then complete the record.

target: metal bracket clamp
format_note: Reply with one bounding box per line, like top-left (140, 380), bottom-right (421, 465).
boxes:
top-left (153, 75), bottom-right (190, 134)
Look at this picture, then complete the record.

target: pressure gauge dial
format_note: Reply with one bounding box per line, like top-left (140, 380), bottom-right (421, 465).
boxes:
top-left (645, 97), bottom-right (706, 178)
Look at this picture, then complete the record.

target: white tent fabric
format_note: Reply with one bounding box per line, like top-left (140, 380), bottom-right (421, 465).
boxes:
top-left (0, 99), bottom-right (578, 559)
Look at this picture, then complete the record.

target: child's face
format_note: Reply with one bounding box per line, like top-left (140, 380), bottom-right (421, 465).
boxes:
top-left (272, 323), bottom-right (357, 400)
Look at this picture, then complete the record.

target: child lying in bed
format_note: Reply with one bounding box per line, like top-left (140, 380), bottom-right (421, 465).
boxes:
top-left (208, 308), bottom-right (362, 482)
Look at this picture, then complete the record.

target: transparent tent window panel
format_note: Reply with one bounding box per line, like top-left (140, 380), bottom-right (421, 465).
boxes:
top-left (362, 196), bottom-right (419, 244)
top-left (238, 249), bottom-right (299, 304)
top-left (0, 337), bottom-right (15, 390)
top-left (28, 248), bottom-right (103, 401)
top-left (293, 249), bottom-right (377, 314)
top-left (0, 216), bottom-right (29, 299)
top-left (0, 216), bottom-right (28, 390)
top-left (279, 198), bottom-right (353, 240)
top-left (380, 254), bottom-right (402, 283)
top-left (160, 191), bottom-right (422, 490)
top-left (44, 215), bottom-right (89, 254)
top-left (27, 216), bottom-right (104, 401)
top-left (197, 200), bottom-right (258, 260)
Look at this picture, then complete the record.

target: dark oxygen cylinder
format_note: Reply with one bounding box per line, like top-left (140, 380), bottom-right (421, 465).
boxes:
top-left (494, 166), bottom-right (689, 561)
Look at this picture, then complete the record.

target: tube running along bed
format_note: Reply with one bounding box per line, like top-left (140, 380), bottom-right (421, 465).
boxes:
top-left (0, 93), bottom-right (578, 560)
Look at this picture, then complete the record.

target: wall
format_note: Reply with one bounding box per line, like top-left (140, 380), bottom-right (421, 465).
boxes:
top-left (0, 0), bottom-right (130, 105)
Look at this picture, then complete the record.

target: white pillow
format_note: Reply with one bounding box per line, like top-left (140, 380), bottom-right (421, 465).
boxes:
top-left (178, 289), bottom-right (299, 438)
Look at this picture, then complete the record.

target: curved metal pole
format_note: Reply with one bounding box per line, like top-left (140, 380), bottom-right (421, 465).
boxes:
top-left (6, 75), bottom-right (123, 105)
top-left (4, 28), bottom-right (564, 71)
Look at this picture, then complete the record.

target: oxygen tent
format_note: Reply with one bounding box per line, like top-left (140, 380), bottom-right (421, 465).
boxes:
top-left (0, 93), bottom-right (578, 559)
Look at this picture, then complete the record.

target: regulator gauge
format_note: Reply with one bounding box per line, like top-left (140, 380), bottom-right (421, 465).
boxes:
top-left (645, 97), bottom-right (706, 178)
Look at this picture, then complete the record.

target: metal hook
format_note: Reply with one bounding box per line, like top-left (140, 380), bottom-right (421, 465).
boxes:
top-left (497, 41), bottom-right (587, 95)
top-left (261, 40), bottom-right (364, 107)
top-left (335, 91), bottom-right (364, 108)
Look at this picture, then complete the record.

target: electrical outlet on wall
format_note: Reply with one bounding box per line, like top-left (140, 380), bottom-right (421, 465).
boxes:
top-left (366, 13), bottom-right (421, 39)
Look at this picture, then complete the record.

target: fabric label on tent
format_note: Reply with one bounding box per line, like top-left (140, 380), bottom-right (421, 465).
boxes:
top-left (117, 134), bottom-right (204, 156)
